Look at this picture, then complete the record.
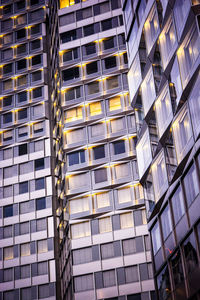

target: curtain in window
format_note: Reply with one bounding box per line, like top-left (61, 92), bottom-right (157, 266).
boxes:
top-left (99, 217), bottom-right (112, 233)
top-left (17, 15), bottom-right (26, 25)
top-left (4, 291), bottom-right (15, 300)
top-left (21, 243), bottom-right (30, 256)
top-left (123, 239), bottom-right (136, 255)
top-left (4, 246), bottom-right (13, 260)
top-left (125, 266), bottom-right (138, 283)
top-left (38, 284), bottom-right (50, 299)
top-left (65, 107), bottom-right (82, 122)
top-left (96, 192), bottom-right (110, 208)
top-left (38, 262), bottom-right (48, 275)
top-left (118, 188), bottom-right (131, 203)
top-left (91, 123), bottom-right (104, 137)
top-left (109, 96), bottom-right (121, 111)
top-left (110, 118), bottom-right (124, 133)
top-left (21, 288), bottom-right (32, 300)
top-left (88, 81), bottom-right (99, 95)
top-left (74, 274), bottom-right (94, 292)
top-left (33, 122), bottom-right (43, 133)
top-left (120, 212), bottom-right (133, 229)
top-left (106, 76), bottom-right (119, 90)
top-left (4, 268), bottom-right (13, 282)
top-left (4, 166), bottom-right (15, 178)
top-left (114, 163), bottom-right (129, 179)
top-left (36, 219), bottom-right (46, 231)
top-left (89, 102), bottom-right (102, 116)
top-left (38, 240), bottom-right (48, 253)
top-left (73, 247), bottom-right (92, 265)
top-left (67, 128), bottom-right (83, 144)
top-left (134, 184), bottom-right (144, 201)
top-left (101, 243), bottom-right (114, 259)
top-left (70, 197), bottom-right (89, 214)
top-left (20, 222), bottom-right (29, 235)
top-left (184, 164), bottom-right (199, 206)
top-left (21, 265), bottom-right (30, 279)
top-left (3, 226), bottom-right (12, 238)
top-left (71, 222), bottom-right (90, 239)
top-left (103, 270), bottom-right (116, 287)
top-left (3, 79), bottom-right (12, 91)
top-left (69, 173), bottom-right (88, 189)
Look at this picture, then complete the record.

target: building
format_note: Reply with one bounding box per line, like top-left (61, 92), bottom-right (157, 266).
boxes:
top-left (0, 0), bottom-right (155, 300)
top-left (123, 0), bottom-right (200, 299)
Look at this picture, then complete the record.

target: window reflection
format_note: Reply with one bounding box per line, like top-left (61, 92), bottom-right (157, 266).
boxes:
top-left (157, 265), bottom-right (171, 300)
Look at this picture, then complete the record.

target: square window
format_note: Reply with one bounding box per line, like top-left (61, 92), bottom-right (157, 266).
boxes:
top-left (93, 145), bottom-right (105, 160)
top-left (94, 168), bottom-right (107, 183)
top-left (35, 158), bottom-right (44, 171)
top-left (113, 140), bottom-right (125, 155)
top-left (19, 181), bottom-right (28, 194)
top-left (35, 178), bottom-right (45, 190)
top-left (36, 197), bottom-right (46, 210)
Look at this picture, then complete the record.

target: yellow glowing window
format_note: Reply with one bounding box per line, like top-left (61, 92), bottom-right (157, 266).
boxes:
top-left (89, 102), bottom-right (102, 116)
top-left (65, 107), bottom-right (82, 122)
top-left (60, 0), bottom-right (75, 9)
top-left (109, 96), bottom-right (121, 111)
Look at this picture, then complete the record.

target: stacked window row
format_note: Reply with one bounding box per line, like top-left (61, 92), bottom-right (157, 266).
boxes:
top-left (0, 0), bottom-right (45, 17)
top-left (60, 15), bottom-right (124, 44)
top-left (70, 209), bottom-right (147, 240)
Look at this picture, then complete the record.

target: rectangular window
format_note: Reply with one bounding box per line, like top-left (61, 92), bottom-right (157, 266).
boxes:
top-left (35, 158), bottom-right (44, 171)
top-left (94, 168), bottom-right (107, 184)
top-left (151, 222), bottom-right (161, 254)
top-left (87, 81), bottom-right (100, 95)
top-left (120, 212), bottom-right (133, 229)
top-left (19, 181), bottom-right (28, 194)
top-left (68, 150), bottom-right (85, 166)
top-left (68, 173), bottom-right (89, 190)
top-left (101, 243), bottom-right (114, 259)
top-left (125, 266), bottom-right (139, 283)
top-left (21, 243), bottom-right (30, 256)
top-left (74, 274), bottom-right (93, 292)
top-left (93, 145), bottom-right (105, 160)
top-left (91, 123), bottom-right (104, 137)
top-left (89, 102), bottom-right (102, 116)
top-left (38, 239), bottom-right (48, 254)
top-left (109, 96), bottom-right (121, 111)
top-left (71, 221), bottom-right (90, 239)
top-left (67, 128), bottom-right (84, 144)
top-left (110, 118), bottom-right (124, 133)
top-left (73, 247), bottom-right (92, 265)
top-left (118, 187), bottom-right (131, 204)
top-left (69, 197), bottom-right (89, 214)
top-left (96, 192), bottom-right (110, 208)
top-left (103, 270), bottom-right (116, 287)
top-left (144, 4), bottom-right (159, 54)
top-left (183, 164), bottom-right (199, 207)
top-left (114, 163), bottom-right (129, 180)
top-left (113, 140), bottom-right (125, 155)
top-left (106, 76), bottom-right (119, 90)
top-left (4, 205), bottom-right (13, 218)
top-left (141, 67), bottom-right (156, 116)
top-left (99, 217), bottom-right (112, 233)
top-left (35, 178), bottom-right (45, 190)
top-left (171, 186), bottom-right (185, 225)
top-left (4, 246), bottom-right (13, 260)
top-left (36, 197), bottom-right (46, 210)
top-left (64, 107), bottom-right (82, 123)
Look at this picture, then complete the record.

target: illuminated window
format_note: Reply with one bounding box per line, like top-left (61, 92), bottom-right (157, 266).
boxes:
top-left (71, 221), bottom-right (90, 239)
top-left (141, 66), bottom-right (156, 116)
top-left (89, 102), bottom-right (102, 116)
top-left (109, 96), bottom-right (121, 111)
top-left (118, 187), bottom-right (132, 204)
top-left (99, 217), bottom-right (112, 233)
top-left (69, 197), bottom-right (89, 214)
top-left (120, 212), bottom-right (133, 229)
top-left (4, 246), bottom-right (13, 260)
top-left (38, 240), bottom-right (48, 254)
top-left (60, 0), bottom-right (75, 9)
top-left (96, 192), bottom-right (110, 209)
top-left (136, 129), bottom-right (152, 178)
top-left (65, 107), bottom-right (82, 123)
top-left (21, 243), bottom-right (30, 257)
top-left (144, 4), bottom-right (159, 54)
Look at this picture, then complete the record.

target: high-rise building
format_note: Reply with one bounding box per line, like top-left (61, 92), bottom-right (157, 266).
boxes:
top-left (123, 0), bottom-right (200, 299)
top-left (0, 1), bottom-right (155, 300)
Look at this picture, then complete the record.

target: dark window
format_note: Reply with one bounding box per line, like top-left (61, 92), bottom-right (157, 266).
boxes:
top-left (3, 112), bottom-right (12, 124)
top-left (111, 0), bottom-right (121, 9)
top-left (18, 91), bottom-right (27, 103)
top-left (94, 168), bottom-right (107, 183)
top-left (86, 61), bottom-right (98, 75)
top-left (35, 158), bottom-right (44, 171)
top-left (76, 7), bottom-right (92, 21)
top-left (15, 0), bottom-right (26, 11)
top-left (62, 67), bottom-right (79, 81)
top-left (17, 59), bottom-right (26, 70)
top-left (183, 164), bottom-right (199, 207)
top-left (30, 39), bottom-right (41, 51)
top-left (123, 53), bottom-right (128, 64)
top-left (19, 144), bottom-right (27, 156)
top-left (102, 19), bottom-right (112, 31)
top-left (31, 24), bottom-right (41, 35)
top-left (18, 109), bottom-right (27, 120)
top-left (35, 178), bottom-right (45, 190)
top-left (113, 140), bottom-right (125, 155)
top-left (65, 86), bottom-right (81, 101)
top-left (104, 56), bottom-right (117, 69)
top-left (101, 243), bottom-right (114, 259)
top-left (19, 181), bottom-right (28, 194)
top-left (157, 266), bottom-right (171, 300)
top-left (63, 48), bottom-right (78, 62)
top-left (17, 43), bottom-right (27, 56)
top-left (118, 33), bottom-right (125, 46)
top-left (133, 210), bottom-right (143, 226)
top-left (3, 96), bottom-right (12, 107)
top-left (36, 197), bottom-right (46, 210)
top-left (103, 37), bottom-right (115, 50)
top-left (123, 237), bottom-right (144, 255)
top-left (183, 232), bottom-right (198, 274)
top-left (32, 70), bottom-right (42, 81)
top-left (33, 87), bottom-right (42, 98)
top-left (84, 43), bottom-right (96, 56)
top-left (68, 150), bottom-right (85, 166)
top-left (59, 12), bottom-right (75, 26)
top-left (61, 29), bottom-right (79, 43)
top-left (30, 0), bottom-right (40, 5)
top-left (1, 19), bottom-right (12, 31)
top-left (83, 23), bottom-right (100, 37)
top-left (171, 250), bottom-right (184, 287)
top-left (4, 205), bottom-right (13, 218)
top-left (93, 145), bottom-right (105, 160)
top-left (16, 28), bottom-right (26, 40)
top-left (3, 64), bottom-right (12, 75)
top-left (94, 2), bottom-right (110, 15)
top-left (3, 4), bottom-right (12, 15)
top-left (32, 55), bottom-right (41, 66)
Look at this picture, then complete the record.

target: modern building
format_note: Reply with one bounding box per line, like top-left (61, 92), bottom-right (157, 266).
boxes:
top-left (123, 0), bottom-right (200, 299)
top-left (0, 0), bottom-right (155, 300)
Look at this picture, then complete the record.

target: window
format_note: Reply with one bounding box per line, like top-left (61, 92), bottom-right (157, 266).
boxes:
top-left (63, 48), bottom-right (79, 62)
top-left (19, 181), bottom-right (28, 194)
top-left (141, 67), bottom-right (156, 116)
top-left (3, 226), bottom-right (12, 238)
top-left (15, 0), bottom-right (26, 11)
top-left (21, 287), bottom-right (31, 300)
top-left (3, 63), bottom-right (13, 75)
top-left (94, 168), bottom-right (107, 183)
top-left (35, 158), bottom-right (44, 171)
top-left (89, 102), bottom-right (102, 116)
top-left (69, 197), bottom-right (89, 214)
top-left (4, 205), bottom-right (13, 218)
top-left (139, 263), bottom-right (153, 280)
top-left (103, 270), bottom-right (116, 287)
top-left (3, 79), bottom-right (13, 91)
top-left (174, 0), bottom-right (191, 38)
top-left (71, 221), bottom-right (90, 239)
top-left (64, 107), bottom-right (82, 123)
top-left (183, 164), bottom-right (199, 207)
top-left (103, 37), bottom-right (115, 50)
top-left (36, 218), bottom-right (46, 232)
top-left (171, 186), bottom-right (185, 225)
top-left (38, 239), bottom-right (48, 254)
top-left (155, 84), bottom-right (173, 138)
top-left (3, 112), bottom-right (12, 124)
top-left (183, 232), bottom-right (198, 274)
top-left (35, 178), bottom-right (45, 190)
top-left (109, 96), bottom-right (121, 111)
top-left (68, 150), bottom-right (85, 166)
top-left (172, 107), bottom-right (193, 163)
top-left (104, 56), bottom-right (117, 69)
top-left (151, 222), bottom-right (161, 254)
top-left (4, 165), bottom-right (17, 178)
top-left (110, 118), bottom-right (124, 133)
top-left (159, 16), bottom-right (176, 69)
top-left (93, 145), bottom-right (105, 160)
top-left (161, 205), bottom-right (172, 241)
top-left (99, 217), bottom-right (112, 233)
top-left (18, 108), bottom-right (27, 120)
top-left (73, 247), bottom-right (92, 265)
top-left (94, 2), bottom-right (110, 15)
top-left (38, 283), bottom-right (55, 299)
top-left (4, 246), bottom-right (13, 260)
top-left (87, 81), bottom-right (100, 95)
top-left (21, 243), bottom-right (30, 256)
top-left (30, 39), bottom-right (41, 51)
top-left (38, 261), bottom-right (48, 275)
top-left (136, 129), bottom-right (152, 178)
top-left (123, 237), bottom-right (144, 255)
top-left (84, 43), bottom-right (96, 56)
top-left (114, 163), bottom-right (129, 180)
top-left (16, 28), bottom-right (26, 40)
top-left (16, 14), bottom-right (26, 26)
top-left (65, 86), bottom-right (81, 102)
top-left (1, 19), bottom-right (12, 31)
top-left (3, 268), bottom-right (13, 282)
top-left (177, 24), bottom-right (200, 87)
top-left (68, 173), bottom-right (89, 190)
top-left (33, 87), bottom-right (42, 99)
top-left (36, 197), bottom-right (46, 210)
top-left (189, 74), bottom-right (200, 137)
top-left (59, 12), bottom-right (75, 26)
top-left (101, 243), bottom-right (114, 259)
top-left (128, 20), bottom-right (138, 54)
top-left (17, 75), bottom-right (27, 87)
top-left (32, 70), bottom-right (42, 82)
top-left (83, 23), bottom-right (100, 37)
top-left (31, 24), bottom-right (41, 35)
top-left (4, 290), bottom-right (15, 300)
top-left (91, 123), bottom-right (104, 137)
top-left (106, 76), bottom-right (119, 90)
top-left (18, 91), bottom-right (27, 103)
top-left (19, 222), bottom-right (29, 235)
top-left (2, 48), bottom-right (13, 61)
top-left (3, 186), bottom-right (12, 198)
top-left (76, 7), bottom-right (92, 21)
top-left (113, 140), bottom-right (125, 155)
top-left (66, 128), bottom-right (84, 144)
top-left (171, 250), bottom-right (184, 288)
top-left (17, 43), bottom-right (27, 56)
top-left (74, 274), bottom-right (94, 292)
top-left (3, 95), bottom-right (13, 108)
top-left (125, 266), bottom-right (139, 283)
top-left (118, 187), bottom-right (131, 204)
top-left (19, 162), bottom-right (32, 175)
top-left (144, 4), bottom-right (160, 54)
top-left (19, 144), bottom-right (28, 156)
top-left (32, 55), bottom-right (42, 66)
top-left (20, 200), bottom-right (34, 214)
top-left (151, 151), bottom-right (168, 202)
top-left (96, 192), bottom-right (110, 209)
top-left (63, 67), bottom-right (79, 82)
top-left (120, 212), bottom-right (133, 229)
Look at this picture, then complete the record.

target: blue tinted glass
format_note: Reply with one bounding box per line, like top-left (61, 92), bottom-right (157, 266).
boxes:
top-left (19, 181), bottom-right (28, 194)
top-left (36, 197), bottom-right (46, 210)
top-left (80, 150), bottom-right (85, 163)
top-left (68, 152), bottom-right (79, 166)
top-left (113, 140), bottom-right (125, 155)
top-left (94, 145), bottom-right (105, 160)
top-left (35, 178), bottom-right (44, 190)
top-left (4, 205), bottom-right (13, 218)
